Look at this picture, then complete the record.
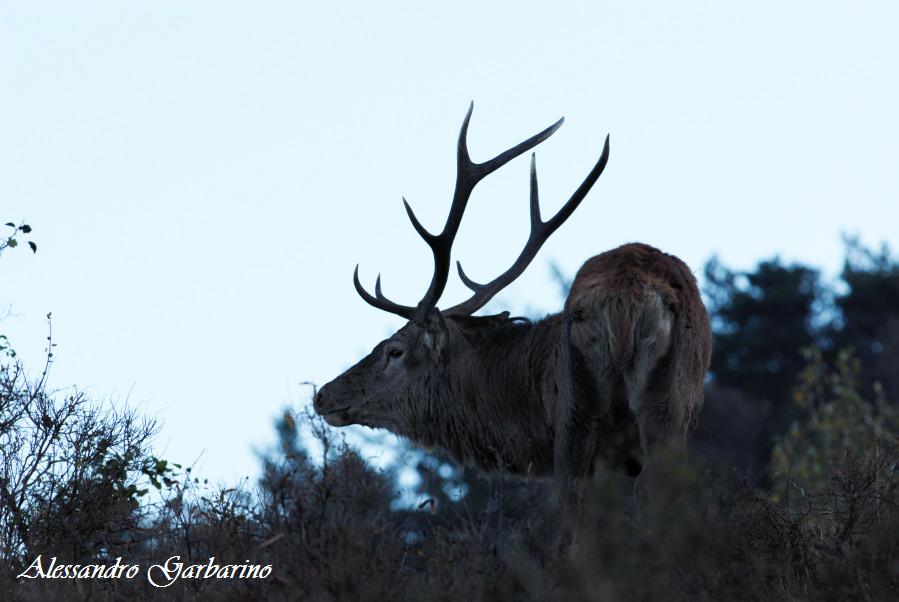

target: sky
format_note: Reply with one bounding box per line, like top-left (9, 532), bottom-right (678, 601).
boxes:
top-left (2, 2), bottom-right (898, 484)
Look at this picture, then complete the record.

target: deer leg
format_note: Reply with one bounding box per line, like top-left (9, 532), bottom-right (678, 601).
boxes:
top-left (626, 363), bottom-right (699, 505)
top-left (627, 388), bottom-right (673, 505)
top-left (622, 294), bottom-right (678, 506)
top-left (555, 313), bottom-right (618, 522)
top-left (554, 346), bottom-right (600, 508)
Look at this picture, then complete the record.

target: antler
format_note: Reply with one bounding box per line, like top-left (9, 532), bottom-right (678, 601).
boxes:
top-left (445, 135), bottom-right (610, 316)
top-left (354, 102), bottom-right (564, 321)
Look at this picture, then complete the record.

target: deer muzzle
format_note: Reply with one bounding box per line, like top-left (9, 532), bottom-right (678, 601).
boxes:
top-left (313, 388), bottom-right (355, 427)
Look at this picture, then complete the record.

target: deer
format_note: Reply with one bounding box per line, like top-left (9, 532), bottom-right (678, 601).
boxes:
top-left (314, 103), bottom-right (712, 511)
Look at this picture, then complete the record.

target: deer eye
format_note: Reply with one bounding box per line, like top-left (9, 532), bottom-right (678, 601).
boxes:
top-left (387, 348), bottom-right (404, 359)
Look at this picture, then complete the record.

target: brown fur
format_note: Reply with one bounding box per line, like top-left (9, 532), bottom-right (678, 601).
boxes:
top-left (555, 243), bottom-right (711, 500)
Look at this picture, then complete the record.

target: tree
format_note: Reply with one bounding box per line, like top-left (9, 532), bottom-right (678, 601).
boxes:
top-left (831, 237), bottom-right (899, 404)
top-left (704, 256), bottom-right (822, 428)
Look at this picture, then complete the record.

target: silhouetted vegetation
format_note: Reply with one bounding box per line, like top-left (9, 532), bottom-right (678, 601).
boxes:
top-left (831, 237), bottom-right (899, 403)
top-left (1, 234), bottom-right (897, 600)
top-left (695, 237), bottom-right (899, 481)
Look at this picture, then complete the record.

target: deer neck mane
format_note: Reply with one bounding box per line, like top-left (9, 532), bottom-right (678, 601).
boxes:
top-left (404, 314), bottom-right (562, 476)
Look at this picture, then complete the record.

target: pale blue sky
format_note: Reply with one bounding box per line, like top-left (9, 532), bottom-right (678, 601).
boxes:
top-left (2, 2), bottom-right (897, 482)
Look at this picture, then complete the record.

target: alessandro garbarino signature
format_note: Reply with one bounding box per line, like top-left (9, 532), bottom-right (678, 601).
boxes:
top-left (17, 555), bottom-right (273, 587)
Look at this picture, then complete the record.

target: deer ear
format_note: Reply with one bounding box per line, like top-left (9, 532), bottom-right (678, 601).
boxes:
top-left (422, 311), bottom-right (449, 359)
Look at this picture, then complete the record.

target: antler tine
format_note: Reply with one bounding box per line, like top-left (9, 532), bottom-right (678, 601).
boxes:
top-left (407, 102), bottom-right (565, 321)
top-left (353, 265), bottom-right (417, 319)
top-left (446, 134), bottom-right (610, 316)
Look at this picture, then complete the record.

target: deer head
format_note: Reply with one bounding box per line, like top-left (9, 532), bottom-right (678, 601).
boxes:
top-left (314, 104), bottom-right (609, 441)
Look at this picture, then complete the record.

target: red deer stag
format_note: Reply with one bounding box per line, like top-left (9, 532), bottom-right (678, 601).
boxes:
top-left (314, 104), bottom-right (711, 504)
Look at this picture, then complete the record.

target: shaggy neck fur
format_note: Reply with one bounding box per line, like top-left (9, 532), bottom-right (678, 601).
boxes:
top-left (401, 314), bottom-right (563, 476)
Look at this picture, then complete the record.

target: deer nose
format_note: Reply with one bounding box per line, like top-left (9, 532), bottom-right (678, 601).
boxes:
top-left (313, 388), bottom-right (328, 413)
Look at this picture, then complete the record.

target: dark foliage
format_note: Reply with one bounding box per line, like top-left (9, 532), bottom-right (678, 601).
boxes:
top-left (0, 354), bottom-right (160, 599)
top-left (0, 221), bottom-right (37, 258)
top-left (2, 349), bottom-right (897, 601)
top-left (696, 239), bottom-right (899, 479)
top-left (830, 237), bottom-right (899, 403)
top-left (1, 232), bottom-right (898, 600)
top-left (703, 256), bottom-right (820, 426)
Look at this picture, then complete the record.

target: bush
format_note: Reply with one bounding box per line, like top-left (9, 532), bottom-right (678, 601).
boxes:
top-left (2, 348), bottom-right (897, 600)
top-left (0, 351), bottom-right (159, 598)
top-left (770, 347), bottom-right (899, 498)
